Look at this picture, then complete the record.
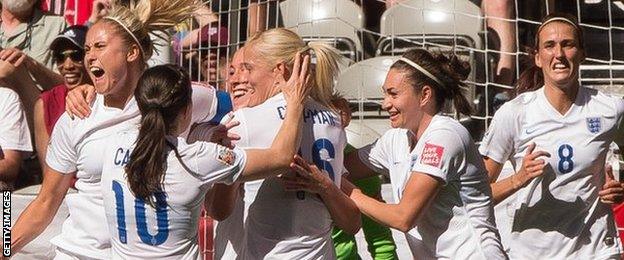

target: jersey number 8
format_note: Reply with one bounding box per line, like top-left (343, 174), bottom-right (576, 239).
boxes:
top-left (557, 144), bottom-right (574, 174)
top-left (112, 180), bottom-right (169, 246)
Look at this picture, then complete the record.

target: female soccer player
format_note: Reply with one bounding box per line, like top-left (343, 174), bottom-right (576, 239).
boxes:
top-left (290, 48), bottom-right (507, 259)
top-left (100, 57), bottom-right (310, 259)
top-left (9, 0), bottom-right (225, 258)
top-left (479, 13), bottom-right (624, 258)
top-left (212, 28), bottom-right (361, 259)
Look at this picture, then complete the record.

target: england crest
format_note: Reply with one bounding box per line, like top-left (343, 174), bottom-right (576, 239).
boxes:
top-left (586, 117), bottom-right (602, 134)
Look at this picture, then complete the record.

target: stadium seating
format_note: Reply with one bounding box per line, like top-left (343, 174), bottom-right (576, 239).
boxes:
top-left (377, 0), bottom-right (482, 56)
top-left (280, 0), bottom-right (364, 61)
top-left (336, 56), bottom-right (397, 147)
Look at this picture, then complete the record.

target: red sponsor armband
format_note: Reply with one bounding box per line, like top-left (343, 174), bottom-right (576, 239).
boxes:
top-left (420, 142), bottom-right (444, 168)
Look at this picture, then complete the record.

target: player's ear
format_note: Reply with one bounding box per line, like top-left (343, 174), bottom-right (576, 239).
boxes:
top-left (419, 85), bottom-right (434, 107)
top-left (126, 43), bottom-right (141, 62)
top-left (273, 62), bottom-right (290, 83)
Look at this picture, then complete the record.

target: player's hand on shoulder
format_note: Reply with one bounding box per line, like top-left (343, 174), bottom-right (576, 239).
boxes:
top-left (278, 51), bottom-right (311, 106)
top-left (280, 155), bottom-right (333, 195)
top-left (514, 142), bottom-right (550, 189)
top-left (209, 113), bottom-right (240, 148)
top-left (66, 84), bottom-right (96, 119)
top-left (599, 165), bottom-right (624, 204)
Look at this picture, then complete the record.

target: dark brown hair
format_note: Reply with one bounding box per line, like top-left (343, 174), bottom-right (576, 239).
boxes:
top-left (125, 64), bottom-right (192, 204)
top-left (516, 13), bottom-right (584, 95)
top-left (391, 48), bottom-right (473, 115)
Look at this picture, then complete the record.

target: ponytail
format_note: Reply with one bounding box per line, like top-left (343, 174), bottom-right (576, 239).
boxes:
top-left (125, 109), bottom-right (168, 204)
top-left (391, 49), bottom-right (473, 116)
top-left (101, 0), bottom-right (200, 62)
top-left (445, 54), bottom-right (473, 116)
top-left (125, 64), bottom-right (192, 204)
top-left (246, 28), bottom-right (342, 111)
top-left (307, 42), bottom-right (341, 111)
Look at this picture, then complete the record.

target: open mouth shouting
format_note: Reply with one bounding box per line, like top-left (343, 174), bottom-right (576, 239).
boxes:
top-left (90, 66), bottom-right (105, 79)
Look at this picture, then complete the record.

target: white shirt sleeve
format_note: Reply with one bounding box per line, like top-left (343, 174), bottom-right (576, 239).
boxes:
top-left (188, 142), bottom-right (247, 185)
top-left (410, 129), bottom-right (463, 184)
top-left (357, 131), bottom-right (394, 174)
top-left (190, 82), bottom-right (233, 125)
top-left (228, 110), bottom-right (250, 148)
top-left (478, 103), bottom-right (517, 164)
top-left (0, 88), bottom-right (32, 152)
top-left (46, 115), bottom-right (77, 174)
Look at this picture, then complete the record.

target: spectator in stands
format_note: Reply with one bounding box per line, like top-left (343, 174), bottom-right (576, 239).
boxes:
top-left (33, 25), bottom-right (90, 174)
top-left (178, 24), bottom-right (229, 89)
top-left (0, 0), bottom-right (66, 134)
top-left (85, 0), bottom-right (109, 27)
top-left (246, 0), bottom-right (282, 37)
top-left (480, 0), bottom-right (516, 86)
top-left (0, 87), bottom-right (32, 191)
top-left (40, 0), bottom-right (96, 26)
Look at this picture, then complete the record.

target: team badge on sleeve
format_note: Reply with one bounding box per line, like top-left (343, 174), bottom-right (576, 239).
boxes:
top-left (420, 143), bottom-right (444, 168)
top-left (586, 117), bottom-right (602, 134)
top-left (217, 146), bottom-right (236, 166)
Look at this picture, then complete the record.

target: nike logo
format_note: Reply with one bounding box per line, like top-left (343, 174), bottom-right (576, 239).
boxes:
top-left (525, 128), bottom-right (538, 135)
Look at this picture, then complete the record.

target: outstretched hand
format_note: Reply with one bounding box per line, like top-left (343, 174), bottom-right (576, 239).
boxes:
top-left (277, 51), bottom-right (312, 106)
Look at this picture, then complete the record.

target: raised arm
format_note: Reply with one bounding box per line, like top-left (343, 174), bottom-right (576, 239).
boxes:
top-left (238, 52), bottom-right (311, 181)
top-left (0, 48), bottom-right (64, 90)
top-left (344, 171), bottom-right (440, 232)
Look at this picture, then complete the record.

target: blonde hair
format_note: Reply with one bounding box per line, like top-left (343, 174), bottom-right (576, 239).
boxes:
top-left (246, 28), bottom-right (342, 110)
top-left (101, 0), bottom-right (201, 61)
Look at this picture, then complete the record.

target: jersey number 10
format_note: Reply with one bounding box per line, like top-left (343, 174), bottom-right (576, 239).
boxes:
top-left (112, 180), bottom-right (170, 246)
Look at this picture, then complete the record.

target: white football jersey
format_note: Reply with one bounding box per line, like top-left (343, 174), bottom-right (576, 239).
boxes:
top-left (0, 88), bottom-right (32, 153)
top-left (359, 115), bottom-right (506, 259)
top-left (44, 83), bottom-right (228, 258)
top-left (100, 130), bottom-right (246, 260)
top-left (479, 86), bottom-right (624, 259)
top-left (213, 189), bottom-right (246, 260)
top-left (230, 93), bottom-right (346, 259)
